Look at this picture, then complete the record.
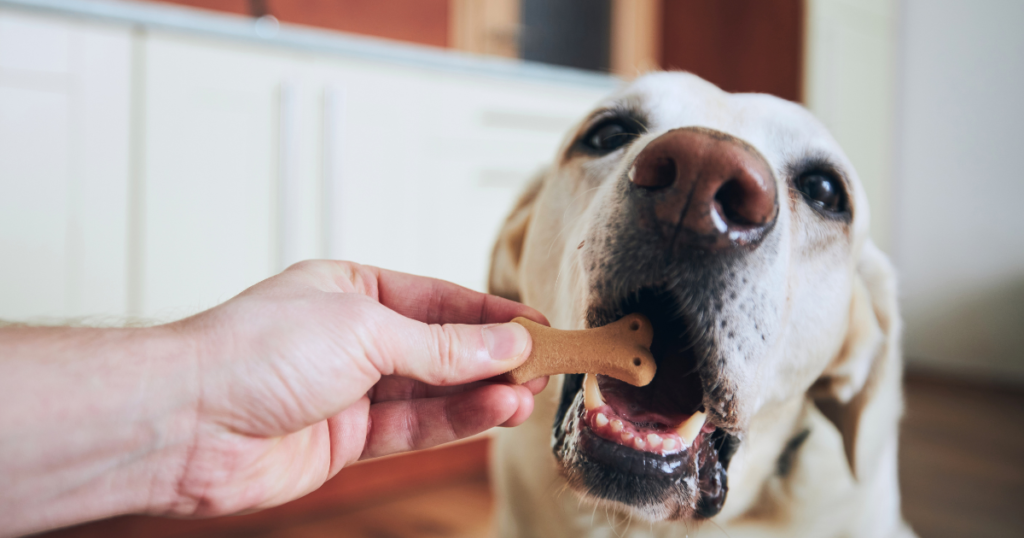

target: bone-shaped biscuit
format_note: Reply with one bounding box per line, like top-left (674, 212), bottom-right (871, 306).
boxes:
top-left (505, 313), bottom-right (657, 387)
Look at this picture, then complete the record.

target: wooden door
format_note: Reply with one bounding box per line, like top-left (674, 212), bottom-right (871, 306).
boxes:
top-left (660, 0), bottom-right (804, 102)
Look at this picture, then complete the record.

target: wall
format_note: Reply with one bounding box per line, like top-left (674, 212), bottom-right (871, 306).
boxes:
top-left (893, 0), bottom-right (1024, 381)
top-left (803, 0), bottom-right (897, 253)
top-left (141, 0), bottom-right (450, 47)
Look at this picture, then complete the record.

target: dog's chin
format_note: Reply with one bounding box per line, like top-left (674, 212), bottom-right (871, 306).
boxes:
top-left (551, 288), bottom-right (740, 521)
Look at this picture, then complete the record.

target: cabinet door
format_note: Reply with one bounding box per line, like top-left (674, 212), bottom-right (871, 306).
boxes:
top-left (318, 57), bottom-right (607, 293)
top-left (0, 10), bottom-right (130, 321)
top-left (139, 30), bottom-right (612, 317)
top-left (315, 59), bottom-right (444, 278)
top-left (408, 73), bottom-right (605, 292)
top-left (139, 33), bottom-right (320, 319)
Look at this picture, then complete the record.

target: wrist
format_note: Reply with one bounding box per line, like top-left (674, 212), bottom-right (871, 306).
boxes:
top-left (131, 322), bottom-right (205, 516)
top-left (0, 324), bottom-right (202, 534)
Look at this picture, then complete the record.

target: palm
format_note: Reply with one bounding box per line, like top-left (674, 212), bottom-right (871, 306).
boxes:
top-left (178, 374), bottom-right (525, 516)
top-left (167, 261), bottom-right (547, 517)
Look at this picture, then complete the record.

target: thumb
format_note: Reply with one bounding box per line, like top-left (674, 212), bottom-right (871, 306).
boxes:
top-left (372, 309), bottom-right (532, 385)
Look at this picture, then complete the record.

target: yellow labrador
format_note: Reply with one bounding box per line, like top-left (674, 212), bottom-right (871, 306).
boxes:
top-left (488, 72), bottom-right (916, 537)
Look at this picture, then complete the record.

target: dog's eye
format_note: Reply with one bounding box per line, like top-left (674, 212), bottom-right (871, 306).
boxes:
top-left (796, 172), bottom-right (848, 214)
top-left (582, 118), bottom-right (642, 153)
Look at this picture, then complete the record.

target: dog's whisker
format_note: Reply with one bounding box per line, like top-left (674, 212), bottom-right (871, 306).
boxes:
top-left (546, 184), bottom-right (605, 258)
top-left (549, 187), bottom-right (603, 294)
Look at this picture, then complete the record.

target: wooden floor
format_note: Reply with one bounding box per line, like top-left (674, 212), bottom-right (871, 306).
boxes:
top-left (899, 373), bottom-right (1024, 538)
top-left (232, 373), bottom-right (1024, 538)
top-left (39, 373), bottom-right (1024, 537)
top-left (214, 479), bottom-right (496, 538)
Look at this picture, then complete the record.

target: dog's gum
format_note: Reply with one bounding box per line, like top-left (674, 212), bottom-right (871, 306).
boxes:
top-left (584, 405), bottom-right (691, 456)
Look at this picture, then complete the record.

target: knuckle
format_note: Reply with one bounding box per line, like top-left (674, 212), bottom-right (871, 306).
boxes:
top-left (441, 398), bottom-right (461, 440)
top-left (404, 409), bottom-right (421, 451)
top-left (285, 259), bottom-right (322, 273)
top-left (284, 259), bottom-right (375, 295)
top-left (427, 324), bottom-right (461, 384)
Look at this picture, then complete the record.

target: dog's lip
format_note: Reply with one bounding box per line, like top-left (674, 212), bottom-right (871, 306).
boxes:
top-left (559, 387), bottom-right (733, 518)
top-left (575, 406), bottom-right (718, 475)
top-left (577, 422), bottom-right (692, 477)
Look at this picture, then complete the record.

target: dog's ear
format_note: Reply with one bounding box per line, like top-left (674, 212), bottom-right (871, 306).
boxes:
top-left (488, 172), bottom-right (545, 302)
top-left (810, 240), bottom-right (901, 479)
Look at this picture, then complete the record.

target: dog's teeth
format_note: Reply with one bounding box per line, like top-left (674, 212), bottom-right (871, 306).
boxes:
top-left (634, 437), bottom-right (647, 450)
top-left (663, 438), bottom-right (678, 451)
top-left (610, 419), bottom-right (624, 433)
top-left (583, 374), bottom-right (605, 411)
top-left (595, 413), bottom-right (609, 427)
top-left (647, 433), bottom-right (662, 448)
top-left (621, 431), bottom-right (634, 442)
top-left (675, 410), bottom-right (708, 447)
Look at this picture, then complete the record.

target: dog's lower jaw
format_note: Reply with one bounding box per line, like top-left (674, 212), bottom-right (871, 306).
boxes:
top-left (551, 385), bottom-right (733, 522)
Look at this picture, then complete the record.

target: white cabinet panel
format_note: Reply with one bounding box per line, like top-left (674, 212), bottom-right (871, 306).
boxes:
top-left (319, 63), bottom-right (433, 278)
top-left (75, 27), bottom-right (131, 318)
top-left (0, 11), bottom-right (69, 73)
top-left (0, 11), bottom-right (130, 321)
top-left (319, 57), bottom-right (605, 292)
top-left (402, 73), bottom-right (602, 292)
top-left (0, 86), bottom-right (70, 318)
top-left (140, 34), bottom-right (285, 319)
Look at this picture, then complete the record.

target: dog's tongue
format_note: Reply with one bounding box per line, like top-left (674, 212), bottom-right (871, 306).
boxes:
top-left (581, 340), bottom-right (712, 454)
top-left (604, 350), bottom-right (705, 420)
top-left (584, 373), bottom-right (711, 455)
top-left (599, 377), bottom-right (691, 427)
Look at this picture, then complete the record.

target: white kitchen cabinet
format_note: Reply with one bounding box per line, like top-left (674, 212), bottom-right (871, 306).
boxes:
top-left (138, 33), bottom-right (294, 319)
top-left (138, 32), bottom-right (607, 319)
top-left (0, 0), bottom-right (613, 323)
top-left (0, 10), bottom-right (130, 321)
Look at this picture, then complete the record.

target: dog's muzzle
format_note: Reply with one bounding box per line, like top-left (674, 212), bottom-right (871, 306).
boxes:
top-left (553, 128), bottom-right (776, 519)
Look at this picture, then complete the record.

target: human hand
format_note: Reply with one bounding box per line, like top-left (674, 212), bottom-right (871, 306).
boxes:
top-left (165, 260), bottom-right (548, 517)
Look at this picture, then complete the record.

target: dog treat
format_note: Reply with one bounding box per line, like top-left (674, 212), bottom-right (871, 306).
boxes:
top-left (505, 313), bottom-right (656, 387)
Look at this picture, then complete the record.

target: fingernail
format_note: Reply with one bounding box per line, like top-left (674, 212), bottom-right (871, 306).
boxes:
top-left (482, 323), bottom-right (529, 361)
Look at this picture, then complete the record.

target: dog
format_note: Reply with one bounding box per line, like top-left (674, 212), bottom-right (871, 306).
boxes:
top-left (487, 72), bottom-right (917, 537)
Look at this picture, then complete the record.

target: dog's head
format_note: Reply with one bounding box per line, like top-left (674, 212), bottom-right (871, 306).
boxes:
top-left (489, 72), bottom-right (897, 521)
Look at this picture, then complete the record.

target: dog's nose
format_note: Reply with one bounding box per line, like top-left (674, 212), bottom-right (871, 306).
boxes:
top-left (629, 127), bottom-right (777, 249)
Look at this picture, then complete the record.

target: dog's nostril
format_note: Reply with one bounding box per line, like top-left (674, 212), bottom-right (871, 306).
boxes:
top-left (715, 178), bottom-right (759, 227)
top-left (633, 357), bottom-right (642, 367)
top-left (629, 128), bottom-right (779, 250)
top-left (630, 320), bottom-right (640, 331)
top-left (631, 156), bottom-right (676, 190)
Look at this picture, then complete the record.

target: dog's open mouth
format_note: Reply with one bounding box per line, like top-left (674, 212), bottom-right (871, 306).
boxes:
top-left (553, 288), bottom-right (738, 519)
top-left (582, 373), bottom-right (712, 456)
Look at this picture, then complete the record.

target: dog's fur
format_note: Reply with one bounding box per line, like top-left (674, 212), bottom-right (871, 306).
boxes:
top-left (487, 73), bottom-right (917, 537)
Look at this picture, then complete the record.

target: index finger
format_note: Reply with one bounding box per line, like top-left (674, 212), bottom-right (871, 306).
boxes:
top-left (372, 267), bottom-right (549, 326)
